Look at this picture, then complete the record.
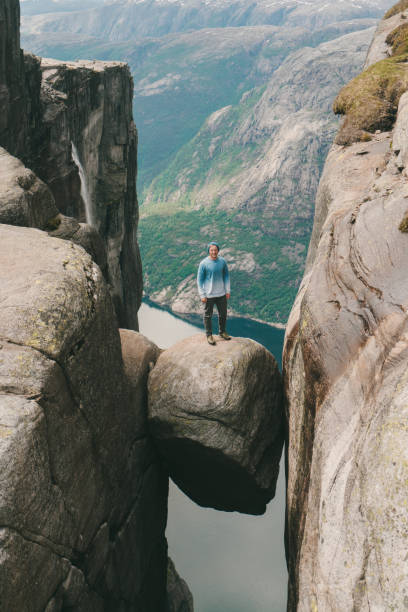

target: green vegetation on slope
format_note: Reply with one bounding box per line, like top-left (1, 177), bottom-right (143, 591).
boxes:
top-left (139, 203), bottom-right (307, 323)
top-left (334, 25), bottom-right (408, 145)
top-left (384, 0), bottom-right (408, 19)
top-left (145, 86), bottom-right (264, 203)
top-left (21, 17), bottom-right (378, 323)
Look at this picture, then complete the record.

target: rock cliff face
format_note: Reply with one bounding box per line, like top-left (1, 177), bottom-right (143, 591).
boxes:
top-left (0, 0), bottom-right (41, 159)
top-left (35, 57), bottom-right (141, 329)
top-left (0, 1), bottom-right (169, 607)
top-left (284, 3), bottom-right (408, 609)
top-left (1, 0), bottom-right (142, 330)
top-left (0, 225), bottom-right (168, 610)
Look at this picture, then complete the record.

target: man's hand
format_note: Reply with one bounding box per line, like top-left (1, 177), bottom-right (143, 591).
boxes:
top-left (226, 293), bottom-right (230, 299)
top-left (201, 297), bottom-right (207, 303)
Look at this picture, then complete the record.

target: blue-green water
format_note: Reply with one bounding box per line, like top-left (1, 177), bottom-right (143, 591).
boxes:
top-left (138, 301), bottom-right (287, 612)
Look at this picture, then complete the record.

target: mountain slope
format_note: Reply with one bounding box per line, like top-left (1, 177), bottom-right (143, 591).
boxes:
top-left (21, 0), bottom-right (391, 41)
top-left (139, 28), bottom-right (375, 323)
top-left (21, 0), bottom-right (393, 323)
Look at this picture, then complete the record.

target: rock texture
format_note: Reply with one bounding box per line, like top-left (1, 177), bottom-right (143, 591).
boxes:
top-left (0, 146), bottom-right (58, 228)
top-left (0, 0), bottom-right (40, 158)
top-left (0, 147), bottom-right (108, 274)
top-left (0, 0), bottom-right (142, 331)
top-left (0, 224), bottom-right (168, 610)
top-left (148, 335), bottom-right (283, 515)
top-left (34, 57), bottom-right (142, 329)
top-left (284, 4), bottom-right (408, 609)
top-left (166, 557), bottom-right (194, 612)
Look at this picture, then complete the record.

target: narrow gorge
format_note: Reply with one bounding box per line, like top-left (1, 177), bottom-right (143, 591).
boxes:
top-left (3, 0), bottom-right (408, 610)
top-left (0, 0), bottom-right (284, 609)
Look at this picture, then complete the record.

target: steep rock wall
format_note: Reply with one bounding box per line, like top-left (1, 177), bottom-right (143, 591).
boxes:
top-left (34, 58), bottom-right (141, 329)
top-left (0, 224), bottom-right (168, 610)
top-left (284, 4), bottom-right (408, 610)
top-left (0, 0), bottom-right (41, 159)
top-left (0, 0), bottom-right (142, 331)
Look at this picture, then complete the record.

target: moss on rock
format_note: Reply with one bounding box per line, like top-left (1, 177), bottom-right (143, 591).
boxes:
top-left (384, 0), bottom-right (408, 20)
top-left (385, 22), bottom-right (408, 55)
top-left (333, 7), bottom-right (408, 146)
top-left (399, 213), bottom-right (408, 231)
top-left (333, 56), bottom-right (408, 145)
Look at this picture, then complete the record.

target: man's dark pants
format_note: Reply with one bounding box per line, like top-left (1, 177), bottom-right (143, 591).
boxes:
top-left (203, 295), bottom-right (227, 336)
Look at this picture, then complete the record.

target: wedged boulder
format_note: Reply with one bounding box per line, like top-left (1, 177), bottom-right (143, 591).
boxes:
top-left (148, 334), bottom-right (284, 515)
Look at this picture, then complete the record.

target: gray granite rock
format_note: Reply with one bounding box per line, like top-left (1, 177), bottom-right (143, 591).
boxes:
top-left (284, 5), bottom-right (408, 608)
top-left (47, 213), bottom-right (108, 278)
top-left (0, 148), bottom-right (108, 276)
top-left (0, 147), bottom-right (58, 228)
top-left (166, 557), bottom-right (194, 612)
top-left (0, 0), bottom-right (143, 331)
top-left (0, 0), bottom-right (39, 158)
top-left (35, 57), bottom-right (142, 330)
top-left (148, 334), bottom-right (283, 514)
top-left (0, 224), bottom-right (168, 610)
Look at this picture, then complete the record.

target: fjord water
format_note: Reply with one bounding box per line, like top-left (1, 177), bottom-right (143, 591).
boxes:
top-left (138, 301), bottom-right (287, 611)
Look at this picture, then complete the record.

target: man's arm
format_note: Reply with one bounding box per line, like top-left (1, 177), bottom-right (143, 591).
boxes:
top-left (223, 260), bottom-right (231, 298)
top-left (197, 261), bottom-right (207, 301)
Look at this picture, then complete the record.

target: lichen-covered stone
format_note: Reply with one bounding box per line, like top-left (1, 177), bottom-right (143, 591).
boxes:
top-left (148, 334), bottom-right (284, 515)
top-left (284, 14), bottom-right (408, 608)
top-left (0, 224), bottom-right (168, 610)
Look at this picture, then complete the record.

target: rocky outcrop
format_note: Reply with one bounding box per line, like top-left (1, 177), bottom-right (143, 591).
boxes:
top-left (0, 146), bottom-right (57, 228)
top-left (0, 0), bottom-right (40, 158)
top-left (33, 57), bottom-right (142, 329)
top-left (0, 0), bottom-right (142, 331)
top-left (284, 3), bottom-right (408, 609)
top-left (148, 335), bottom-right (283, 515)
top-left (166, 557), bottom-right (194, 612)
top-left (0, 146), bottom-right (108, 276)
top-left (0, 224), bottom-right (168, 610)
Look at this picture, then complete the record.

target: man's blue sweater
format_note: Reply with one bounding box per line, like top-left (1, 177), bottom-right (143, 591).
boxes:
top-left (197, 256), bottom-right (230, 298)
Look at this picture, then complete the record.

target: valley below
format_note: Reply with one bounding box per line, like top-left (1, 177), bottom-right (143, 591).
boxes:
top-left (20, 0), bottom-right (392, 324)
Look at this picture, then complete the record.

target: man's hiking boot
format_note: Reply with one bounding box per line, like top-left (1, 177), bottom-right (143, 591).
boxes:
top-left (207, 335), bottom-right (216, 345)
top-left (219, 331), bottom-right (231, 340)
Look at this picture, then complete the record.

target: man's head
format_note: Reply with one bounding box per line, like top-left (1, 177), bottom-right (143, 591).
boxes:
top-left (207, 242), bottom-right (220, 260)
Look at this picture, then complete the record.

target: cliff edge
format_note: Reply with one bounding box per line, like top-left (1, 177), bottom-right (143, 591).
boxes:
top-left (0, 0), bottom-right (142, 330)
top-left (284, 2), bottom-right (408, 609)
top-left (0, 225), bottom-right (168, 610)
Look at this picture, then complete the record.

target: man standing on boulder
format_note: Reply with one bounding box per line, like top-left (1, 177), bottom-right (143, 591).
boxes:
top-left (197, 241), bottom-right (231, 345)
